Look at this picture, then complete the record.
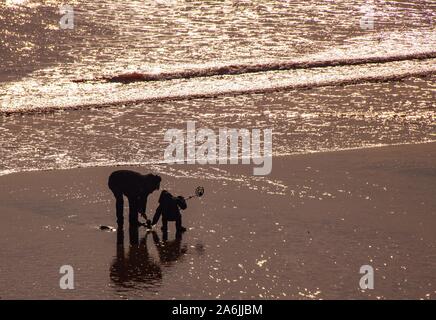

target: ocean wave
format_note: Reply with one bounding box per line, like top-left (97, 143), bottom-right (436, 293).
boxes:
top-left (2, 61), bottom-right (435, 115)
top-left (73, 51), bottom-right (436, 84)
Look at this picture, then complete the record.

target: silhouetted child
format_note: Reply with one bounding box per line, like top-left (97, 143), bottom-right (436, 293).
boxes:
top-left (151, 190), bottom-right (187, 233)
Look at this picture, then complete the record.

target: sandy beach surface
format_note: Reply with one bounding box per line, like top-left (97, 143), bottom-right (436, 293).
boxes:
top-left (0, 142), bottom-right (434, 300)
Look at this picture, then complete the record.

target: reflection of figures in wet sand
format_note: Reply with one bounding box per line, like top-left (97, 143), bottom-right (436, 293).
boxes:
top-left (152, 231), bottom-right (188, 265)
top-left (110, 228), bottom-right (189, 288)
top-left (110, 227), bottom-right (162, 288)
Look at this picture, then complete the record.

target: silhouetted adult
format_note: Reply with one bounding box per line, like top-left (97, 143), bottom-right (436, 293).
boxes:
top-left (108, 170), bottom-right (161, 227)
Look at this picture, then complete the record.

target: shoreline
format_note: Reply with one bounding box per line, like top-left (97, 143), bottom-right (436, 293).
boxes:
top-left (1, 139), bottom-right (435, 178)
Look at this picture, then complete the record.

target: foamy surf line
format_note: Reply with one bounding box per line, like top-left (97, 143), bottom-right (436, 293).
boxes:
top-left (74, 51), bottom-right (436, 84)
top-left (2, 59), bottom-right (435, 115)
top-left (1, 140), bottom-right (435, 178)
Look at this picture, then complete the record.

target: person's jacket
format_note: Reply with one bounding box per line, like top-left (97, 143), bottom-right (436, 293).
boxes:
top-left (152, 190), bottom-right (187, 223)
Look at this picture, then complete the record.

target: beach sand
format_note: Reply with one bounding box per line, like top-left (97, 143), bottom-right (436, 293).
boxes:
top-left (0, 142), bottom-right (435, 299)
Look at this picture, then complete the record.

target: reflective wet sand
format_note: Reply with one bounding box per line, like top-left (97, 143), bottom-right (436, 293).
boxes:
top-left (0, 142), bottom-right (435, 299)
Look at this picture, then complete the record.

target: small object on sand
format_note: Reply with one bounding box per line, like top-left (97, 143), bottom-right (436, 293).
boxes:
top-left (99, 225), bottom-right (116, 232)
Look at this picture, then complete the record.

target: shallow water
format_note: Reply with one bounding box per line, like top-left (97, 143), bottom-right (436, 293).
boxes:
top-left (1, 76), bottom-right (435, 177)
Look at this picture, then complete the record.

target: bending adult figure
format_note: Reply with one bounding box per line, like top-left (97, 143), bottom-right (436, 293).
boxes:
top-left (108, 170), bottom-right (161, 227)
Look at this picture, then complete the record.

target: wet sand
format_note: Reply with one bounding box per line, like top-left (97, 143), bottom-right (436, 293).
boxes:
top-left (0, 142), bottom-right (435, 299)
